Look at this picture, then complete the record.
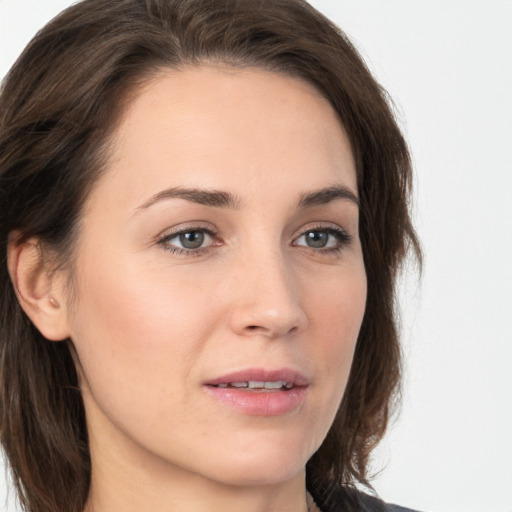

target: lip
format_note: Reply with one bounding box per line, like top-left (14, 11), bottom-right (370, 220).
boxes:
top-left (204, 368), bottom-right (309, 387)
top-left (203, 367), bottom-right (309, 416)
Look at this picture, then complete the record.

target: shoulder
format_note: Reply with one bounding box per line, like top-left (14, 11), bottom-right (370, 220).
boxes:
top-left (379, 502), bottom-right (422, 512)
top-left (359, 493), bottom-right (422, 512)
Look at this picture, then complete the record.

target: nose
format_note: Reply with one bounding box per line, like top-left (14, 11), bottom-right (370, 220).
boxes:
top-left (228, 249), bottom-right (308, 339)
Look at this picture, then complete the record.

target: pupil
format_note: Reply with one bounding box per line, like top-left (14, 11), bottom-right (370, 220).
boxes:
top-left (306, 231), bottom-right (328, 248)
top-left (180, 231), bottom-right (204, 249)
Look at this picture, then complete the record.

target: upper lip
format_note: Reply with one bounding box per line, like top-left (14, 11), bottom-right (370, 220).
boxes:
top-left (204, 367), bottom-right (309, 387)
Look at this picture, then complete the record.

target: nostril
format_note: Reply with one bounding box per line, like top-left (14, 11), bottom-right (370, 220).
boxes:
top-left (244, 323), bottom-right (300, 336)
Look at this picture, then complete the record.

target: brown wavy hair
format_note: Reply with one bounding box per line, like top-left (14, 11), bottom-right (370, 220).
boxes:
top-left (0, 1), bottom-right (420, 511)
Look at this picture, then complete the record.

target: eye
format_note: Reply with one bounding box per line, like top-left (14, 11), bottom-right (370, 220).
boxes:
top-left (158, 228), bottom-right (216, 253)
top-left (294, 227), bottom-right (351, 250)
top-left (175, 230), bottom-right (208, 249)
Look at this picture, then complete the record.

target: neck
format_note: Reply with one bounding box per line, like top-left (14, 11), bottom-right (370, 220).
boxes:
top-left (85, 466), bottom-right (309, 512)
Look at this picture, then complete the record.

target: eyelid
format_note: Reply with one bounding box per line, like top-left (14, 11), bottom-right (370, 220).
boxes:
top-left (156, 222), bottom-right (219, 255)
top-left (291, 223), bottom-right (352, 249)
top-left (292, 222), bottom-right (350, 238)
top-left (155, 221), bottom-right (217, 241)
top-left (154, 221), bottom-right (352, 257)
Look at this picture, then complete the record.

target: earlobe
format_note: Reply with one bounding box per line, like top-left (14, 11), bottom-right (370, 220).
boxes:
top-left (7, 235), bottom-right (71, 341)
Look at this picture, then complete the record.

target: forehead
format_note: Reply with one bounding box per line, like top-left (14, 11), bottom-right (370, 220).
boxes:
top-left (96, 66), bottom-right (356, 211)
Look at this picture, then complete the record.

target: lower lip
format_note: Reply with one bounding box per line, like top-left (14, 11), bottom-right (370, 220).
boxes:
top-left (203, 386), bottom-right (308, 416)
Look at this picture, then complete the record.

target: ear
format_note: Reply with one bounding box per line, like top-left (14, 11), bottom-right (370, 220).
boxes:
top-left (7, 234), bottom-right (71, 341)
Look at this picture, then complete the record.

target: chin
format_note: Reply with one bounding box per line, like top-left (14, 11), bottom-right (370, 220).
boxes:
top-left (207, 458), bottom-right (306, 488)
top-left (195, 432), bottom-right (315, 487)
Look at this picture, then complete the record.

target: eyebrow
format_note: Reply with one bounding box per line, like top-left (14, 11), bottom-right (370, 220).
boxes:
top-left (136, 184), bottom-right (359, 212)
top-left (298, 186), bottom-right (359, 209)
top-left (137, 187), bottom-right (241, 211)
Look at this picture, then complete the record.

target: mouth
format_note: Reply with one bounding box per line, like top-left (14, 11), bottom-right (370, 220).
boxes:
top-left (203, 368), bottom-right (309, 416)
top-left (212, 380), bottom-right (295, 390)
top-left (204, 368), bottom-right (308, 389)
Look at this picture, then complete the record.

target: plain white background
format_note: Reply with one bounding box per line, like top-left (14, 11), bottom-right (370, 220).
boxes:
top-left (1, 1), bottom-right (511, 511)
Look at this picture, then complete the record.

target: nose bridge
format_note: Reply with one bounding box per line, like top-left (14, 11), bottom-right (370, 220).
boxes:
top-left (229, 241), bottom-right (307, 338)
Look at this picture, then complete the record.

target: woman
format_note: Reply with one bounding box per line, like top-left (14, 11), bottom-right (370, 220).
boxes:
top-left (0, 1), bottom-right (421, 511)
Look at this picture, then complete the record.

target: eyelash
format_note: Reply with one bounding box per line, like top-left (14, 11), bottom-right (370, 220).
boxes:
top-left (157, 224), bottom-right (352, 257)
top-left (293, 225), bottom-right (352, 254)
top-left (157, 225), bottom-right (218, 257)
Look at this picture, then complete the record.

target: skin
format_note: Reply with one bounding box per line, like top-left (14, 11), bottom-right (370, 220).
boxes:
top-left (14, 67), bottom-right (367, 512)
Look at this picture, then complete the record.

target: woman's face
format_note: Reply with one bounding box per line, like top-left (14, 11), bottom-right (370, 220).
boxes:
top-left (62, 67), bottom-right (367, 486)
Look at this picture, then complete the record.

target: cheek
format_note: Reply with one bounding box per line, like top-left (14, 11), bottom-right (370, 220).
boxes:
top-left (309, 261), bottom-right (367, 343)
top-left (66, 253), bottom-right (221, 417)
top-left (308, 264), bottom-right (367, 396)
top-left (284, 263), bottom-right (366, 458)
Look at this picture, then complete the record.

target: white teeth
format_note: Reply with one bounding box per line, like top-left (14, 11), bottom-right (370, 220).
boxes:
top-left (231, 382), bottom-right (248, 388)
top-left (214, 381), bottom-right (294, 389)
top-left (248, 381), bottom-right (265, 388)
top-left (264, 381), bottom-right (285, 389)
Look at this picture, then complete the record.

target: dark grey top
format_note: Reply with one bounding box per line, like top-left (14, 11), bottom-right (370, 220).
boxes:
top-left (308, 485), bottom-right (422, 512)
